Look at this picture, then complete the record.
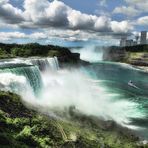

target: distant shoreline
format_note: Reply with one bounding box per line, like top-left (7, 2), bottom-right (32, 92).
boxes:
top-left (103, 44), bottom-right (148, 67)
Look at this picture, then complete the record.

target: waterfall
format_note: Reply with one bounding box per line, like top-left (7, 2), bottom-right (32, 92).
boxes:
top-left (70, 45), bottom-right (103, 63)
top-left (26, 57), bottom-right (59, 72)
top-left (0, 56), bottom-right (59, 95)
top-left (0, 56), bottom-right (60, 72)
top-left (0, 64), bottom-right (43, 95)
top-left (0, 57), bottom-right (147, 139)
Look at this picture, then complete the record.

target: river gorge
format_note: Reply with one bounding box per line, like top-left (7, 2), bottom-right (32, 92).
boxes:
top-left (0, 56), bottom-right (147, 142)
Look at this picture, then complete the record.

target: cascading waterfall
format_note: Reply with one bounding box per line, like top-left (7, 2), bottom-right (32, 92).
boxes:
top-left (0, 73), bottom-right (34, 98)
top-left (26, 57), bottom-right (59, 72)
top-left (0, 64), bottom-right (43, 95)
top-left (70, 45), bottom-right (103, 62)
top-left (0, 57), bottom-right (147, 139)
top-left (0, 56), bottom-right (59, 94)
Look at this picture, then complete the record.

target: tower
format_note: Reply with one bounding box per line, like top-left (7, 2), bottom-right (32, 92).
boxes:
top-left (120, 37), bottom-right (127, 47)
top-left (135, 35), bottom-right (139, 44)
top-left (140, 31), bottom-right (147, 45)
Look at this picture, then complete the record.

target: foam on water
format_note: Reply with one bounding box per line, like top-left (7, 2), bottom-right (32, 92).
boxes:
top-left (0, 58), bottom-right (146, 135)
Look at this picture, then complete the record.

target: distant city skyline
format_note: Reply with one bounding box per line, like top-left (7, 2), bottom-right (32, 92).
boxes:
top-left (0, 0), bottom-right (148, 46)
top-left (120, 30), bottom-right (148, 47)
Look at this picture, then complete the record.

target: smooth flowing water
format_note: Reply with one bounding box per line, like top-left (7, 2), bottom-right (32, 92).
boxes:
top-left (0, 58), bottom-right (147, 140)
top-left (82, 62), bottom-right (148, 139)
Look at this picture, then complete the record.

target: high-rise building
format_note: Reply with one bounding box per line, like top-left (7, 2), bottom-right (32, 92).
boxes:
top-left (140, 31), bottom-right (147, 45)
top-left (135, 35), bottom-right (139, 44)
top-left (126, 39), bottom-right (133, 47)
top-left (120, 37), bottom-right (127, 47)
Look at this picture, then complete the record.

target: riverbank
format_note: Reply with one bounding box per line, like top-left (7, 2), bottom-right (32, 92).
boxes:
top-left (103, 44), bottom-right (148, 67)
top-left (0, 43), bottom-right (147, 147)
top-left (0, 91), bottom-right (144, 147)
top-left (0, 43), bottom-right (88, 67)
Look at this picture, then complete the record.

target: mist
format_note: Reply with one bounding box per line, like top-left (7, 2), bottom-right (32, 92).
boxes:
top-left (0, 66), bottom-right (144, 129)
top-left (70, 45), bottom-right (103, 63)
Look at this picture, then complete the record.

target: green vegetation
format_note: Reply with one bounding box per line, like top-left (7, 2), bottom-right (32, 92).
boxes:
top-left (0, 91), bottom-right (146, 147)
top-left (0, 48), bottom-right (12, 58)
top-left (124, 45), bottom-right (148, 64)
top-left (124, 44), bottom-right (148, 52)
top-left (0, 43), bottom-right (71, 58)
top-left (103, 45), bottom-right (148, 66)
top-left (0, 43), bottom-right (83, 66)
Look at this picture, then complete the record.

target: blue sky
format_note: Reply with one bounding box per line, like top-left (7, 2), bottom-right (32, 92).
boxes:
top-left (0, 0), bottom-right (148, 47)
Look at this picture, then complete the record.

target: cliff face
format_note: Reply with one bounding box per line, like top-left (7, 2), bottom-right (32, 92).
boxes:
top-left (103, 45), bottom-right (148, 66)
top-left (103, 46), bottom-right (127, 62)
top-left (58, 52), bottom-right (89, 68)
top-left (0, 91), bottom-right (141, 148)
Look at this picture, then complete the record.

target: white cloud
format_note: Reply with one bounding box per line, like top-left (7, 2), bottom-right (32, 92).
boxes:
top-left (30, 32), bottom-right (47, 40)
top-left (125, 0), bottom-right (148, 11)
top-left (94, 16), bottom-right (111, 31)
top-left (23, 0), bottom-right (113, 32)
top-left (0, 0), bottom-right (134, 41)
top-left (113, 0), bottom-right (148, 17)
top-left (0, 29), bottom-right (120, 43)
top-left (0, 32), bottom-right (26, 41)
top-left (113, 6), bottom-right (140, 17)
top-left (0, 0), bottom-right (24, 24)
top-left (68, 10), bottom-right (95, 30)
top-left (111, 21), bottom-right (133, 33)
top-left (0, 31), bottom-right (48, 41)
top-left (24, 0), bottom-right (69, 27)
top-left (99, 0), bottom-right (107, 7)
top-left (137, 16), bottom-right (148, 26)
top-left (0, 0), bottom-right (9, 5)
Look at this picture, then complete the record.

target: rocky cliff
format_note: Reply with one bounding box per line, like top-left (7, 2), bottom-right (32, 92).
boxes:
top-left (103, 45), bottom-right (148, 66)
top-left (103, 46), bottom-right (127, 62)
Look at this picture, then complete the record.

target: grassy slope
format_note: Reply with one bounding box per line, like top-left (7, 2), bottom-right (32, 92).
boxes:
top-left (0, 91), bottom-right (145, 148)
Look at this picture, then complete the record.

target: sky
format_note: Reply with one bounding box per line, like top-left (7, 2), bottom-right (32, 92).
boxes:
top-left (0, 0), bottom-right (148, 47)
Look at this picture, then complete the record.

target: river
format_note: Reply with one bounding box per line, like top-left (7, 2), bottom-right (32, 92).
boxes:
top-left (0, 58), bottom-right (147, 140)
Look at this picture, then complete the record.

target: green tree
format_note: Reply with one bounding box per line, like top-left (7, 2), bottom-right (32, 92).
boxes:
top-left (11, 47), bottom-right (32, 57)
top-left (0, 48), bottom-right (9, 58)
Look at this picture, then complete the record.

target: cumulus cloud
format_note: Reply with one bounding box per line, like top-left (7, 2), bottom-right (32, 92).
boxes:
top-left (23, 0), bottom-right (113, 32)
top-left (113, 0), bottom-right (148, 17)
top-left (24, 0), bottom-right (69, 27)
top-left (94, 16), bottom-right (111, 31)
top-left (125, 0), bottom-right (148, 12)
top-left (0, 29), bottom-right (120, 44)
top-left (30, 32), bottom-right (47, 40)
top-left (0, 0), bottom-right (24, 24)
top-left (0, 32), bottom-right (27, 41)
top-left (0, 0), bottom-right (134, 42)
top-left (0, 0), bottom-right (133, 33)
top-left (68, 10), bottom-right (95, 30)
top-left (111, 21), bottom-right (133, 33)
top-left (113, 6), bottom-right (140, 17)
top-left (137, 16), bottom-right (148, 26)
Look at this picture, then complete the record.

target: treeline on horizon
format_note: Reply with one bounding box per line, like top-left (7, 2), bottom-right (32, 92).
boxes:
top-left (109, 44), bottom-right (148, 52)
top-left (0, 43), bottom-right (71, 58)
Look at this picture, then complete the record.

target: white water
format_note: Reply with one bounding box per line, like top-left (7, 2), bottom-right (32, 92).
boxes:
top-left (71, 45), bottom-right (103, 62)
top-left (0, 73), bottom-right (35, 100)
top-left (39, 69), bottom-right (143, 126)
top-left (0, 57), bottom-right (59, 71)
top-left (0, 57), bottom-right (144, 129)
top-left (26, 57), bottom-right (59, 72)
